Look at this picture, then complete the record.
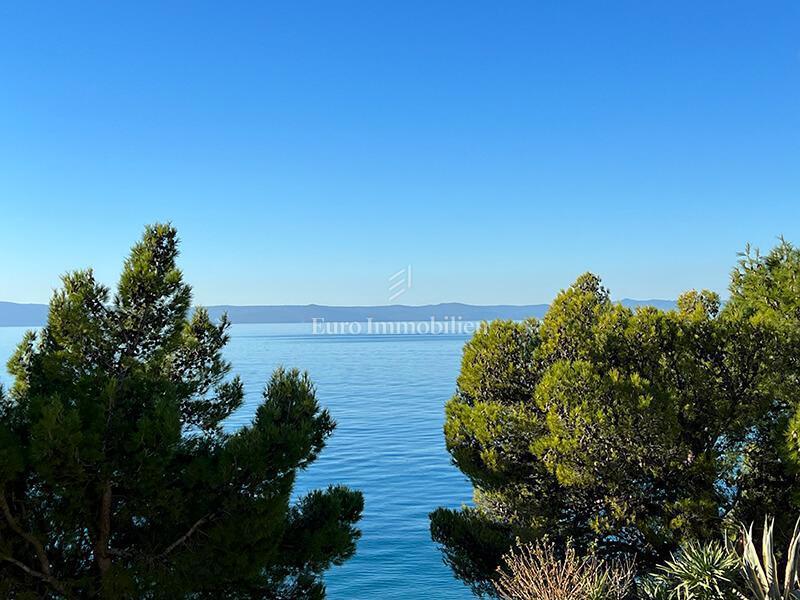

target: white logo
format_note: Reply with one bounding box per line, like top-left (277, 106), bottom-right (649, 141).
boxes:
top-left (388, 265), bottom-right (412, 302)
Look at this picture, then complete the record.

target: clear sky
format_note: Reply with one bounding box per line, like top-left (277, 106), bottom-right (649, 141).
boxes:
top-left (1, 2), bottom-right (798, 306)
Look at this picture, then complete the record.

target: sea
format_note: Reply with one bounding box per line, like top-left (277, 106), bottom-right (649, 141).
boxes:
top-left (0, 323), bottom-right (475, 599)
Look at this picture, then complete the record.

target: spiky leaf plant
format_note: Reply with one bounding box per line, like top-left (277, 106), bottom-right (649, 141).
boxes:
top-left (739, 517), bottom-right (800, 600)
top-left (640, 541), bottom-right (743, 600)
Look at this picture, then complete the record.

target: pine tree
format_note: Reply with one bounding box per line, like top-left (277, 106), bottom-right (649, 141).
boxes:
top-left (431, 264), bottom-right (800, 595)
top-left (0, 224), bottom-right (363, 598)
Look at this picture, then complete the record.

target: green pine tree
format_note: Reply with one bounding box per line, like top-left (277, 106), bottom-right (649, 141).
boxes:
top-left (431, 251), bottom-right (800, 595)
top-left (0, 224), bottom-right (363, 598)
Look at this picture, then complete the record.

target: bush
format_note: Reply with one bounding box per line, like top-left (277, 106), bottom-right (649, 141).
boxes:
top-left (640, 515), bottom-right (800, 600)
top-left (494, 542), bottom-right (635, 600)
top-left (639, 542), bottom-right (742, 600)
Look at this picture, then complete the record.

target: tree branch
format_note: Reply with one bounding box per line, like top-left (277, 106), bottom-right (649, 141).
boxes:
top-left (1, 554), bottom-right (68, 595)
top-left (0, 494), bottom-right (55, 580)
top-left (153, 512), bottom-right (215, 561)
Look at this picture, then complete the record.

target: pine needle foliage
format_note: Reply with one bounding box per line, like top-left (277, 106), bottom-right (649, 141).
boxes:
top-left (0, 224), bottom-right (363, 598)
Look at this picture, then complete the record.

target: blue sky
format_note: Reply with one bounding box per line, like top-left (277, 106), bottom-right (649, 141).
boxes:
top-left (1, 2), bottom-right (798, 306)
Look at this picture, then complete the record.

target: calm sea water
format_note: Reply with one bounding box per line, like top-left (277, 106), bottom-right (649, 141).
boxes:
top-left (0, 323), bottom-right (475, 599)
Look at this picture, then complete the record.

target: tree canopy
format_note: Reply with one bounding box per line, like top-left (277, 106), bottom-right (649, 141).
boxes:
top-left (431, 243), bottom-right (800, 595)
top-left (0, 224), bottom-right (363, 598)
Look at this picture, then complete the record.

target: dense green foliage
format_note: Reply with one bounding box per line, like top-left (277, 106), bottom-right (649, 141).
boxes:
top-left (431, 242), bottom-right (800, 595)
top-left (0, 225), bottom-right (363, 598)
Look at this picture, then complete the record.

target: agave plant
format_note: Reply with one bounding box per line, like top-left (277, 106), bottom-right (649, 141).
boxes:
top-left (739, 517), bottom-right (800, 600)
top-left (640, 541), bottom-right (743, 600)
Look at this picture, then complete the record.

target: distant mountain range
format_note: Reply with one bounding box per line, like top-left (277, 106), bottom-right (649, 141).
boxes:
top-left (0, 299), bottom-right (677, 327)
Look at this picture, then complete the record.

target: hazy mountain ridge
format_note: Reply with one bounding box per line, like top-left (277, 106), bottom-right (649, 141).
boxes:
top-left (0, 299), bottom-right (677, 327)
top-left (0, 302), bottom-right (50, 327)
